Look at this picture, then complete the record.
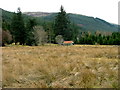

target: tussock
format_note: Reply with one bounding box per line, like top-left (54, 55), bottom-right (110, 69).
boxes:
top-left (2, 45), bottom-right (119, 88)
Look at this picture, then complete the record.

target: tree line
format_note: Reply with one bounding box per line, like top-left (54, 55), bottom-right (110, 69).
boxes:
top-left (1, 6), bottom-right (120, 46)
top-left (78, 32), bottom-right (120, 45)
top-left (2, 8), bottom-right (48, 46)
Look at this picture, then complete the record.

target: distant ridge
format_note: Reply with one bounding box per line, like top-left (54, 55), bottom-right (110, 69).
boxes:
top-left (1, 8), bottom-right (118, 33)
top-left (23, 12), bottom-right (51, 17)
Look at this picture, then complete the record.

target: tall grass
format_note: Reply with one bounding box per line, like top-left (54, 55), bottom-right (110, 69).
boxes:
top-left (2, 45), bottom-right (119, 88)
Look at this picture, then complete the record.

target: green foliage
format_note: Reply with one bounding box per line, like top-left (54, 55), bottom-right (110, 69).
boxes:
top-left (79, 32), bottom-right (120, 45)
top-left (69, 14), bottom-right (118, 32)
top-left (69, 23), bottom-right (80, 43)
top-left (54, 6), bottom-right (71, 40)
top-left (10, 8), bottom-right (40, 46)
top-left (25, 18), bottom-right (37, 46)
top-left (2, 8), bottom-right (118, 34)
top-left (40, 13), bottom-right (118, 33)
top-left (2, 8), bottom-right (33, 32)
top-left (43, 22), bottom-right (55, 43)
top-left (11, 8), bottom-right (26, 45)
top-left (2, 20), bottom-right (11, 30)
top-left (53, 6), bottom-right (79, 41)
top-left (1, 8), bottom-right (119, 45)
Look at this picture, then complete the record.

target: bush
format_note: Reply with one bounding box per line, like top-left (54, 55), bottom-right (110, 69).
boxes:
top-left (55, 35), bottom-right (64, 45)
top-left (2, 30), bottom-right (12, 46)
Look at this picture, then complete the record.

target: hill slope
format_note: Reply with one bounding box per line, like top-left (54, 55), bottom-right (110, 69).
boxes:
top-left (23, 12), bottom-right (118, 32)
top-left (23, 12), bottom-right (51, 17)
top-left (1, 8), bottom-right (118, 32)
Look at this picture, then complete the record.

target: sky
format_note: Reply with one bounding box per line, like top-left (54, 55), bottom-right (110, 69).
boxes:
top-left (0, 0), bottom-right (119, 24)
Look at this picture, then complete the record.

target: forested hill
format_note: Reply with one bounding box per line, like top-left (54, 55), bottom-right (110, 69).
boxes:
top-left (1, 8), bottom-right (118, 32)
top-left (23, 12), bottom-right (118, 32)
top-left (1, 8), bottom-right (120, 45)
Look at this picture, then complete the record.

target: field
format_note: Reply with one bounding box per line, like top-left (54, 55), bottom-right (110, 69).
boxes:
top-left (2, 45), bottom-right (119, 88)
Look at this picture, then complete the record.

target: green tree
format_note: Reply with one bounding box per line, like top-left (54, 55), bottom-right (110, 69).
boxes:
top-left (25, 18), bottom-right (36, 45)
top-left (70, 23), bottom-right (79, 43)
top-left (2, 19), bottom-right (11, 31)
top-left (11, 8), bottom-right (26, 45)
top-left (54, 6), bottom-right (73, 40)
top-left (43, 22), bottom-right (55, 43)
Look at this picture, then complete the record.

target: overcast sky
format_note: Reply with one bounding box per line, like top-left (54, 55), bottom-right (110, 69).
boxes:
top-left (0, 0), bottom-right (119, 24)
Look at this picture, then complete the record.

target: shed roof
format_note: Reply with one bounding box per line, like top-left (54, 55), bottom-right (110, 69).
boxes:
top-left (63, 41), bottom-right (74, 44)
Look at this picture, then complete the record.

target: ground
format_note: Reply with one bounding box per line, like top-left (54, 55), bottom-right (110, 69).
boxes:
top-left (2, 45), bottom-right (119, 88)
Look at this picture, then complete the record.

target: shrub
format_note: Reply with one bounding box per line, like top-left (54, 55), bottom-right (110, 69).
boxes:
top-left (2, 30), bottom-right (12, 46)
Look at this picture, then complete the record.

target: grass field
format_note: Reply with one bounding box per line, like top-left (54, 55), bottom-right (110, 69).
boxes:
top-left (2, 45), bottom-right (119, 88)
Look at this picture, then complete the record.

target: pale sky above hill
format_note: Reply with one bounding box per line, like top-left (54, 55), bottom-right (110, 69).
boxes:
top-left (0, 0), bottom-right (119, 24)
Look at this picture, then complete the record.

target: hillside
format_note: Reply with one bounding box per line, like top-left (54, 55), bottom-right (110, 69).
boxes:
top-left (23, 12), bottom-right (118, 32)
top-left (1, 8), bottom-right (34, 24)
top-left (1, 8), bottom-right (118, 32)
top-left (23, 12), bottom-right (51, 17)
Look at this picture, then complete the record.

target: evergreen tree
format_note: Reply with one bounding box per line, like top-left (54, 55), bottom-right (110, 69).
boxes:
top-left (54, 6), bottom-right (73, 40)
top-left (70, 23), bottom-right (79, 43)
top-left (2, 19), bottom-right (11, 31)
top-left (78, 31), bottom-right (120, 45)
top-left (43, 22), bottom-right (55, 43)
top-left (26, 18), bottom-right (36, 45)
top-left (11, 8), bottom-right (26, 45)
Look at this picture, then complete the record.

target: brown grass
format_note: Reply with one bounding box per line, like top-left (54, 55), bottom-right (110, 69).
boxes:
top-left (2, 45), bottom-right (119, 88)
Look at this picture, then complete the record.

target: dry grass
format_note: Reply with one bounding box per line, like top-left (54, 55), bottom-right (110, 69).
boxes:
top-left (2, 45), bottom-right (119, 88)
